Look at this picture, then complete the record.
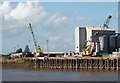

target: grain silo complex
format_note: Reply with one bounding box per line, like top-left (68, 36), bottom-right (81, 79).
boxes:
top-left (75, 26), bottom-right (120, 56)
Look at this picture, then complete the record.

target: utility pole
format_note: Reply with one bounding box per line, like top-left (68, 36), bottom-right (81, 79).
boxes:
top-left (46, 40), bottom-right (49, 57)
top-left (14, 46), bottom-right (16, 52)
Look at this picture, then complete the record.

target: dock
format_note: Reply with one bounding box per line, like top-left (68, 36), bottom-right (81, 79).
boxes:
top-left (24, 57), bottom-right (120, 70)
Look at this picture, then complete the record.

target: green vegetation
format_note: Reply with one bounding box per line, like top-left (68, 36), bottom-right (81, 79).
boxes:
top-left (23, 45), bottom-right (31, 54)
top-left (16, 48), bottom-right (23, 53)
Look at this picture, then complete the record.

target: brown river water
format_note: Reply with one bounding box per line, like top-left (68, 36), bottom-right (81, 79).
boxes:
top-left (1, 67), bottom-right (118, 81)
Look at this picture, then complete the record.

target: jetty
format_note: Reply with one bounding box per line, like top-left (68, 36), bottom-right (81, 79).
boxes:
top-left (15, 57), bottom-right (120, 70)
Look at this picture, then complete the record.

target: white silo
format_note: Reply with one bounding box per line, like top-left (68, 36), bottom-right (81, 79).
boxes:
top-left (99, 35), bottom-right (109, 53)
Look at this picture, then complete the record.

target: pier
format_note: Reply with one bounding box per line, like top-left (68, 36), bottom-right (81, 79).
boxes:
top-left (24, 57), bottom-right (120, 70)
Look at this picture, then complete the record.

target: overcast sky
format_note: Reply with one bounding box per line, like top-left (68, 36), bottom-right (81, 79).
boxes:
top-left (0, 1), bottom-right (118, 54)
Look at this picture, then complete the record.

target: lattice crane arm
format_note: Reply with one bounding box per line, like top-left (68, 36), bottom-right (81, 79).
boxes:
top-left (28, 23), bottom-right (38, 51)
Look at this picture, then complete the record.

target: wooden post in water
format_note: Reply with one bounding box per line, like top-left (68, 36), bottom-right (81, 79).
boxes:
top-left (76, 58), bottom-right (78, 70)
top-left (107, 58), bottom-right (109, 70)
top-left (117, 58), bottom-right (118, 71)
top-left (35, 58), bottom-right (37, 68)
top-left (113, 59), bottom-right (115, 70)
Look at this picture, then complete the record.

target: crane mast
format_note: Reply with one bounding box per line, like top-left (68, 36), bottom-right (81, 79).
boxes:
top-left (28, 23), bottom-right (38, 51)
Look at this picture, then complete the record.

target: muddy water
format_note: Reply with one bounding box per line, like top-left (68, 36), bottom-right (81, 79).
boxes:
top-left (2, 68), bottom-right (118, 81)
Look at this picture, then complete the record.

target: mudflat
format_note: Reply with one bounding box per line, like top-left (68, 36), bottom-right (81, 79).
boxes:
top-left (2, 57), bottom-right (35, 70)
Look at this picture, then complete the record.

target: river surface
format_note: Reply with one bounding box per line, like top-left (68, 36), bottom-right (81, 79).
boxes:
top-left (2, 68), bottom-right (118, 81)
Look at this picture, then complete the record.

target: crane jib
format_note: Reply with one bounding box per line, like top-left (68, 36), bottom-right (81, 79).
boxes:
top-left (28, 23), bottom-right (43, 57)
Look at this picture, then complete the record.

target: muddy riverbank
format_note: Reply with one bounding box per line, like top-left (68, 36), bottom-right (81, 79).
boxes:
top-left (1, 57), bottom-right (35, 69)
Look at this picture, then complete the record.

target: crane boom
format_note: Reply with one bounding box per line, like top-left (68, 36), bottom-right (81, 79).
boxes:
top-left (103, 15), bottom-right (112, 28)
top-left (28, 23), bottom-right (43, 57)
top-left (28, 23), bottom-right (38, 51)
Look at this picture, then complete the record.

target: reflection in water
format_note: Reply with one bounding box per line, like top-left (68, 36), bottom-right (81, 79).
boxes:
top-left (2, 68), bottom-right (118, 81)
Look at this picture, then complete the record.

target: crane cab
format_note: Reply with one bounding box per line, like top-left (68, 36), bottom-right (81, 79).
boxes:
top-left (35, 46), bottom-right (43, 57)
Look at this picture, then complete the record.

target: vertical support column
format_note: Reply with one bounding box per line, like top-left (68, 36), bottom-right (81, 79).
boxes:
top-left (43, 58), bottom-right (45, 68)
top-left (55, 58), bottom-right (56, 69)
top-left (34, 59), bottom-right (37, 69)
top-left (91, 59), bottom-right (93, 69)
top-left (107, 58), bottom-right (109, 70)
top-left (66, 59), bottom-right (68, 69)
top-left (73, 59), bottom-right (75, 69)
top-left (117, 58), bottom-right (119, 71)
top-left (86, 59), bottom-right (88, 69)
top-left (76, 58), bottom-right (78, 70)
top-left (113, 59), bottom-right (115, 70)
top-left (70, 59), bottom-right (71, 69)
top-left (63, 59), bottom-right (65, 69)
top-left (92, 59), bottom-right (94, 69)
top-left (49, 58), bottom-right (51, 69)
top-left (54, 59), bottom-right (56, 69)
top-left (51, 58), bottom-right (53, 69)
top-left (82, 59), bottom-right (83, 69)
top-left (45, 58), bottom-right (46, 68)
top-left (98, 59), bottom-right (99, 69)
top-left (78, 59), bottom-right (80, 69)
top-left (100, 58), bottom-right (101, 70)
top-left (48, 58), bottom-right (50, 69)
top-left (105, 59), bottom-right (107, 69)
top-left (58, 59), bottom-right (59, 69)
top-left (71, 59), bottom-right (73, 69)
top-left (62, 59), bottom-right (64, 69)
top-left (79, 59), bottom-right (81, 69)
top-left (68, 59), bottom-right (69, 69)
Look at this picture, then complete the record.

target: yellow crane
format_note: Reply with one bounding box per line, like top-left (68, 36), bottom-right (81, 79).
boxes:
top-left (28, 23), bottom-right (43, 57)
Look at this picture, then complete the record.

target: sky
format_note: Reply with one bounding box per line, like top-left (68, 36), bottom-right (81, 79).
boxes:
top-left (0, 1), bottom-right (119, 54)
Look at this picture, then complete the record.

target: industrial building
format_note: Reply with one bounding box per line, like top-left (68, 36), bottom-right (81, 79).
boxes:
top-left (75, 26), bottom-right (120, 54)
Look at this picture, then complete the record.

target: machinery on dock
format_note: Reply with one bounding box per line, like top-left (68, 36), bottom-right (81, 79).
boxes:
top-left (81, 40), bottom-right (95, 56)
top-left (81, 15), bottom-right (112, 57)
top-left (28, 23), bottom-right (43, 57)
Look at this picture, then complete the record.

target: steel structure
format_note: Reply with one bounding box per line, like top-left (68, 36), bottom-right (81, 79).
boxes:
top-left (28, 23), bottom-right (38, 51)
